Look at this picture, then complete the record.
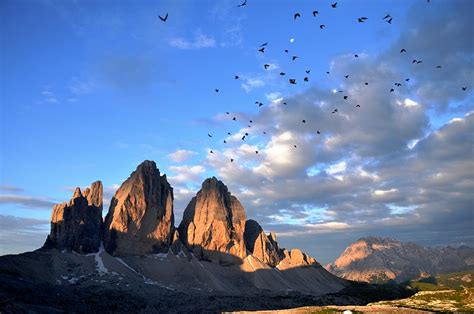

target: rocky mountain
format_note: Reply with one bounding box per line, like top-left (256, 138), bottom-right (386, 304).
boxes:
top-left (1, 160), bottom-right (365, 312)
top-left (44, 181), bottom-right (103, 254)
top-left (178, 177), bottom-right (247, 263)
top-left (104, 160), bottom-right (175, 256)
top-left (326, 237), bottom-right (474, 283)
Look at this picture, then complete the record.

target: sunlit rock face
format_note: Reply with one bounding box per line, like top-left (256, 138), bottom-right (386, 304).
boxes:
top-left (45, 181), bottom-right (103, 253)
top-left (104, 160), bottom-right (175, 256)
top-left (327, 237), bottom-right (474, 283)
top-left (178, 177), bottom-right (247, 263)
top-left (244, 219), bottom-right (280, 267)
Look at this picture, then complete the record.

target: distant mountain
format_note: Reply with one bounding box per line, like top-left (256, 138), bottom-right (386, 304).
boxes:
top-left (326, 237), bottom-right (474, 283)
top-left (0, 160), bottom-right (352, 312)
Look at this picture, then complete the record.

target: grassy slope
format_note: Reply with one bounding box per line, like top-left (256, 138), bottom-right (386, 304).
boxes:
top-left (369, 268), bottom-right (474, 312)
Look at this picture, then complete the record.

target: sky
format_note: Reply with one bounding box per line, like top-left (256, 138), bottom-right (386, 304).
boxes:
top-left (0, 0), bottom-right (473, 264)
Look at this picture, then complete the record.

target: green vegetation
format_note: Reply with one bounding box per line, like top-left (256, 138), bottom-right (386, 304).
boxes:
top-left (370, 268), bottom-right (474, 312)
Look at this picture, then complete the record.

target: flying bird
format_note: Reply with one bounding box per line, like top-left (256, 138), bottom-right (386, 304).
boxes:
top-left (320, 24), bottom-right (326, 29)
top-left (237, 0), bottom-right (247, 7)
top-left (302, 120), bottom-right (306, 123)
top-left (208, 134), bottom-right (213, 137)
top-left (223, 140), bottom-right (227, 144)
top-left (365, 82), bottom-right (369, 85)
top-left (258, 47), bottom-right (265, 53)
top-left (264, 63), bottom-right (270, 70)
top-left (255, 151), bottom-right (259, 154)
top-left (215, 89), bottom-right (219, 92)
top-left (331, 2), bottom-right (337, 8)
top-left (344, 75), bottom-right (349, 79)
top-left (354, 54), bottom-right (359, 58)
top-left (305, 70), bottom-right (310, 74)
top-left (332, 109), bottom-right (338, 114)
top-left (383, 14), bottom-right (391, 20)
top-left (358, 17), bottom-right (368, 23)
top-left (462, 87), bottom-right (467, 91)
top-left (343, 95), bottom-right (348, 100)
top-left (390, 88), bottom-right (395, 92)
top-left (235, 75), bottom-right (239, 79)
top-left (386, 17), bottom-right (393, 24)
top-left (292, 55), bottom-right (298, 60)
top-left (280, 72), bottom-right (286, 76)
top-left (436, 65), bottom-right (442, 69)
top-left (233, 117), bottom-right (236, 121)
top-left (400, 48), bottom-right (407, 53)
top-left (230, 158), bottom-right (234, 162)
top-left (304, 77), bottom-right (309, 82)
top-left (355, 104), bottom-right (361, 107)
top-left (210, 150), bottom-right (214, 154)
top-left (405, 78), bottom-right (410, 82)
top-left (260, 42), bottom-right (268, 47)
top-left (158, 13), bottom-right (168, 22)
top-left (317, 130), bottom-right (321, 134)
top-left (294, 13), bottom-right (301, 20)
top-left (312, 10), bottom-right (319, 17)
top-left (289, 79), bottom-right (297, 84)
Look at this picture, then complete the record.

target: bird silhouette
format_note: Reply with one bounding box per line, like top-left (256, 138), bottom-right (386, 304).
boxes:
top-left (395, 83), bottom-right (402, 87)
top-left (312, 10), bottom-right (319, 17)
top-left (436, 65), bottom-right (442, 69)
top-left (358, 17), bottom-right (368, 23)
top-left (237, 0), bottom-right (247, 7)
top-left (354, 54), bottom-right (359, 58)
top-left (284, 49), bottom-right (289, 53)
top-left (292, 56), bottom-right (298, 60)
top-left (405, 78), bottom-right (410, 82)
top-left (226, 112), bottom-right (229, 114)
top-left (242, 135), bottom-right (246, 140)
top-left (317, 130), bottom-right (321, 134)
top-left (215, 89), bottom-right (219, 92)
top-left (343, 96), bottom-right (348, 100)
top-left (387, 17), bottom-right (393, 24)
top-left (332, 109), bottom-right (338, 113)
top-left (256, 101), bottom-right (264, 107)
top-left (304, 77), bottom-right (309, 82)
top-left (208, 134), bottom-right (213, 137)
top-left (320, 24), bottom-right (326, 29)
top-left (255, 151), bottom-right (259, 154)
top-left (289, 79), bottom-right (296, 84)
top-left (260, 42), bottom-right (268, 47)
top-left (158, 13), bottom-right (168, 22)
top-left (227, 132), bottom-right (231, 135)
top-left (383, 14), bottom-right (391, 20)
top-left (302, 120), bottom-right (306, 123)
top-left (365, 82), bottom-right (369, 85)
top-left (305, 70), bottom-right (310, 74)
top-left (230, 158), bottom-right (234, 162)
top-left (280, 72), bottom-right (286, 76)
top-left (224, 140), bottom-right (227, 144)
top-left (331, 2), bottom-right (337, 8)
top-left (344, 75), bottom-right (349, 79)
top-left (264, 64), bottom-right (270, 70)
top-left (235, 75), bottom-right (239, 79)
top-left (258, 47), bottom-right (265, 53)
top-left (400, 48), bottom-right (407, 53)
top-left (233, 117), bottom-right (236, 121)
top-left (355, 104), bottom-right (361, 107)
top-left (210, 150), bottom-right (214, 154)
top-left (294, 13), bottom-right (301, 20)
top-left (390, 88), bottom-right (394, 92)
top-left (462, 87), bottom-right (467, 91)
top-left (293, 145), bottom-right (297, 148)
top-left (326, 71), bottom-right (330, 74)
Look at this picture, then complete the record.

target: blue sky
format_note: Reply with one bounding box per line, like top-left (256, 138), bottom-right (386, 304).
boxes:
top-left (1, 0), bottom-right (473, 264)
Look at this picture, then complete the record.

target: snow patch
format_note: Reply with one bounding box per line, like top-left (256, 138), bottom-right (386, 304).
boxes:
top-left (86, 242), bottom-right (108, 276)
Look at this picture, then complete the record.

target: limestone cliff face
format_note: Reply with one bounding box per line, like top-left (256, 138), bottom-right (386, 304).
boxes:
top-left (277, 248), bottom-right (317, 270)
top-left (178, 177), bottom-right (247, 263)
top-left (45, 181), bottom-right (103, 253)
top-left (327, 237), bottom-right (474, 283)
top-left (244, 219), bottom-right (280, 267)
top-left (104, 160), bottom-right (174, 255)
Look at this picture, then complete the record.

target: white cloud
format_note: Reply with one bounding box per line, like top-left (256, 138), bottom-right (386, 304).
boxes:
top-left (169, 30), bottom-right (216, 50)
top-left (168, 149), bottom-right (197, 163)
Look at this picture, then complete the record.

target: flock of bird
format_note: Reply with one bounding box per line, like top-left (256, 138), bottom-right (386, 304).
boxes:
top-left (158, 1), bottom-right (467, 163)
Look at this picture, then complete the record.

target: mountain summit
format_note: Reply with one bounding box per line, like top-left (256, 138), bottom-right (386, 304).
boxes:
top-left (327, 237), bottom-right (474, 283)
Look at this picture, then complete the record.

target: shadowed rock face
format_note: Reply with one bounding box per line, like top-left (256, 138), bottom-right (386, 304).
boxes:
top-left (44, 181), bottom-right (103, 253)
top-left (244, 219), bottom-right (280, 267)
top-left (103, 160), bottom-right (174, 255)
top-left (178, 177), bottom-right (247, 263)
